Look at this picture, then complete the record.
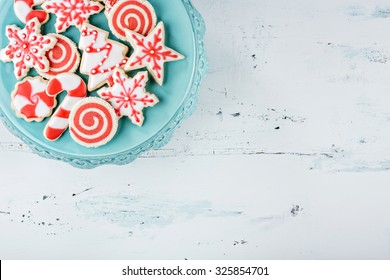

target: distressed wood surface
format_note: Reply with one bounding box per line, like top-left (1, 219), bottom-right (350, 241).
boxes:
top-left (1, 0), bottom-right (390, 259)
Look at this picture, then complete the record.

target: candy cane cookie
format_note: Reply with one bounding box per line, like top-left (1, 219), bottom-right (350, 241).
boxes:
top-left (11, 76), bottom-right (56, 122)
top-left (44, 73), bottom-right (87, 141)
top-left (69, 97), bottom-right (119, 148)
top-left (14, 0), bottom-right (49, 24)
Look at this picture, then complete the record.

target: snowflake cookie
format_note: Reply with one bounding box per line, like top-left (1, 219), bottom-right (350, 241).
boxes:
top-left (0, 18), bottom-right (57, 80)
top-left (97, 68), bottom-right (159, 126)
top-left (42, 0), bottom-right (104, 33)
top-left (124, 21), bottom-right (185, 86)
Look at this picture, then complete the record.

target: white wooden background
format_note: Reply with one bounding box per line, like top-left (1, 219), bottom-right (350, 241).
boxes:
top-left (1, 0), bottom-right (390, 259)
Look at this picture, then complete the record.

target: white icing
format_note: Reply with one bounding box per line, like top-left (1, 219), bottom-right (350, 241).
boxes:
top-left (124, 22), bottom-right (184, 86)
top-left (35, 99), bottom-right (51, 117)
top-left (79, 23), bottom-right (128, 91)
top-left (14, 0), bottom-right (47, 24)
top-left (61, 96), bottom-right (84, 111)
top-left (97, 69), bottom-right (158, 126)
top-left (44, 73), bottom-right (87, 141)
top-left (77, 108), bottom-right (108, 139)
top-left (42, 0), bottom-right (103, 33)
top-left (13, 95), bottom-right (30, 111)
top-left (12, 77), bottom-right (52, 120)
top-left (116, 6), bottom-right (149, 34)
top-left (48, 116), bottom-right (69, 129)
top-left (0, 19), bottom-right (57, 79)
top-left (108, 0), bottom-right (157, 40)
top-left (55, 73), bottom-right (82, 91)
top-left (29, 76), bottom-right (47, 92)
top-left (68, 97), bottom-right (119, 148)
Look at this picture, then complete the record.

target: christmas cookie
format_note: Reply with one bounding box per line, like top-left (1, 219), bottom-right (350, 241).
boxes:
top-left (103, 0), bottom-right (120, 17)
top-left (14, 0), bottom-right (49, 24)
top-left (79, 23), bottom-right (128, 91)
top-left (38, 34), bottom-right (80, 79)
top-left (0, 18), bottom-right (57, 80)
top-left (97, 68), bottom-right (158, 126)
top-left (11, 76), bottom-right (56, 122)
top-left (42, 0), bottom-right (104, 33)
top-left (69, 97), bottom-right (119, 148)
top-left (44, 73), bottom-right (87, 141)
top-left (124, 21), bottom-right (184, 85)
top-left (108, 0), bottom-right (157, 40)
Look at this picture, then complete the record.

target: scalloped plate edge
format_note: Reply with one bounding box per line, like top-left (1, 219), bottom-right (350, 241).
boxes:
top-left (0, 0), bottom-right (208, 169)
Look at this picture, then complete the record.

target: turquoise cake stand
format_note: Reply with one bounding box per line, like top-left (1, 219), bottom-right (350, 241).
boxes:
top-left (0, 0), bottom-right (207, 169)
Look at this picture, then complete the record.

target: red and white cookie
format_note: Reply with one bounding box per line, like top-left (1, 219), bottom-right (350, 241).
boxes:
top-left (108, 0), bottom-right (157, 40)
top-left (124, 21), bottom-right (184, 85)
top-left (14, 0), bottom-right (49, 24)
top-left (42, 0), bottom-right (104, 33)
top-left (11, 77), bottom-right (56, 122)
top-left (103, 0), bottom-right (120, 16)
top-left (44, 73), bottom-right (87, 141)
top-left (0, 18), bottom-right (57, 80)
top-left (69, 97), bottom-right (119, 148)
top-left (38, 34), bottom-right (80, 79)
top-left (79, 23), bottom-right (128, 91)
top-left (97, 68), bottom-right (158, 126)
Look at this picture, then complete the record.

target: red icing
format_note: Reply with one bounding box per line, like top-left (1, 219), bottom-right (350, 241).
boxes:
top-left (45, 127), bottom-right (65, 140)
top-left (13, 78), bottom-right (55, 120)
top-left (71, 103), bottom-right (114, 144)
top-left (43, 0), bottom-right (103, 32)
top-left (46, 78), bottom-right (62, 96)
top-left (44, 35), bottom-right (79, 77)
top-left (22, 0), bottom-right (35, 6)
top-left (25, 10), bottom-right (48, 24)
top-left (44, 74), bottom-right (87, 141)
top-left (14, 0), bottom-right (49, 24)
top-left (104, 0), bottom-right (120, 14)
top-left (128, 24), bottom-right (181, 81)
top-left (2, 19), bottom-right (55, 79)
top-left (55, 107), bottom-right (71, 119)
top-left (70, 81), bottom-right (87, 98)
top-left (99, 69), bottom-right (158, 125)
top-left (111, 0), bottom-right (154, 37)
top-left (81, 26), bottom-right (128, 75)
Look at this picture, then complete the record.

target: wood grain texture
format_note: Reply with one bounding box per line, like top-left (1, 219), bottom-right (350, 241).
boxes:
top-left (1, 0), bottom-right (390, 259)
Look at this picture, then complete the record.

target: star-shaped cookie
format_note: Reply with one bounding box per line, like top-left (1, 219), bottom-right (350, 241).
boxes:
top-left (124, 21), bottom-right (185, 86)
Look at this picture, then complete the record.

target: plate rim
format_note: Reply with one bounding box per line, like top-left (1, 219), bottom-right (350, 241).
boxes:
top-left (0, 0), bottom-right (208, 169)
